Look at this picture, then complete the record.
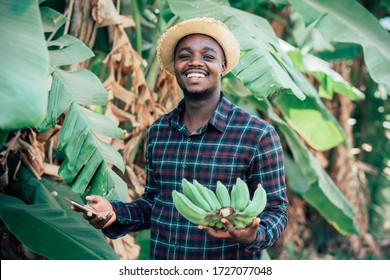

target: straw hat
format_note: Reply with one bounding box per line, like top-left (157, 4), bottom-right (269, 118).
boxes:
top-left (157, 17), bottom-right (240, 76)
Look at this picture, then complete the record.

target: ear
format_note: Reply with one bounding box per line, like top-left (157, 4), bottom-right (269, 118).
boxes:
top-left (221, 60), bottom-right (227, 76)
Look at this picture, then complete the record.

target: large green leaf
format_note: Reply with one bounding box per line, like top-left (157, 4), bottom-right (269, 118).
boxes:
top-left (288, 0), bottom-right (390, 94)
top-left (48, 36), bottom-right (95, 66)
top-left (0, 0), bottom-right (48, 130)
top-left (0, 158), bottom-right (119, 260)
top-left (284, 154), bottom-right (310, 195)
top-left (273, 93), bottom-right (346, 151)
top-left (268, 47), bottom-right (347, 151)
top-left (255, 97), bottom-right (359, 235)
top-left (280, 40), bottom-right (365, 101)
top-left (39, 68), bottom-right (113, 129)
top-left (167, 0), bottom-right (306, 100)
top-left (58, 103), bottom-right (125, 197)
top-left (289, 8), bottom-right (335, 54)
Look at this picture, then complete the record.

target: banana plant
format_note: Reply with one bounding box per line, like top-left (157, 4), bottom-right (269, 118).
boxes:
top-left (0, 0), bottom-right (127, 259)
top-left (38, 6), bottom-right (127, 202)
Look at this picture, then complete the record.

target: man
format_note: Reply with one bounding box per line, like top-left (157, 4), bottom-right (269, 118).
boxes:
top-left (73, 17), bottom-right (288, 260)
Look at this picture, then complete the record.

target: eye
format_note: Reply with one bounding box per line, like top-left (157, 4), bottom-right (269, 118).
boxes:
top-left (203, 54), bottom-right (215, 60)
top-left (178, 54), bottom-right (191, 60)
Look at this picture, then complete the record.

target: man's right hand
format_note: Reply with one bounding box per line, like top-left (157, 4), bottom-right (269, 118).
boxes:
top-left (71, 195), bottom-right (117, 229)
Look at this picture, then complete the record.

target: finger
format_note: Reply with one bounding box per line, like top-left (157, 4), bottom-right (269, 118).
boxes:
top-left (87, 213), bottom-right (105, 225)
top-left (83, 211), bottom-right (95, 220)
top-left (93, 213), bottom-right (113, 229)
top-left (71, 205), bottom-right (83, 213)
top-left (85, 195), bottom-right (102, 204)
top-left (198, 225), bottom-right (231, 239)
top-left (221, 218), bottom-right (236, 234)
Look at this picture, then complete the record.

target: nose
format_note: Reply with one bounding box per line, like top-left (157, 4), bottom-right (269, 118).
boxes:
top-left (188, 54), bottom-right (204, 67)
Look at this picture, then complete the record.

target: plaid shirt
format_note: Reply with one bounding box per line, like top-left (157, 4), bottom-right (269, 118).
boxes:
top-left (103, 94), bottom-right (288, 260)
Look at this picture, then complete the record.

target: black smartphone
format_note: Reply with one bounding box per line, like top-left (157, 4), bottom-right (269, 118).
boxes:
top-left (64, 197), bottom-right (100, 216)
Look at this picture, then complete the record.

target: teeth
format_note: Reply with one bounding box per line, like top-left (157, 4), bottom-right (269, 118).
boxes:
top-left (186, 72), bottom-right (205, 78)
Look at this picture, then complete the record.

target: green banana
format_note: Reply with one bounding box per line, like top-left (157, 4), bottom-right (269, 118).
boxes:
top-left (225, 183), bottom-right (267, 229)
top-left (229, 214), bottom-right (256, 229)
top-left (216, 181), bottom-right (230, 207)
top-left (205, 187), bottom-right (222, 210)
top-left (193, 180), bottom-right (221, 211)
top-left (239, 183), bottom-right (267, 218)
top-left (230, 218), bottom-right (248, 229)
top-left (172, 190), bottom-right (209, 225)
top-left (214, 221), bottom-right (225, 229)
top-left (182, 179), bottom-right (212, 212)
top-left (230, 178), bottom-right (250, 212)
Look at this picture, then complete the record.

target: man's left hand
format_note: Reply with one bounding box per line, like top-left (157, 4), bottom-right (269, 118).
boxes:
top-left (198, 217), bottom-right (260, 245)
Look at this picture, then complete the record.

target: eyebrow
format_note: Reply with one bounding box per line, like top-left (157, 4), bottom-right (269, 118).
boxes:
top-left (176, 46), bottom-right (218, 54)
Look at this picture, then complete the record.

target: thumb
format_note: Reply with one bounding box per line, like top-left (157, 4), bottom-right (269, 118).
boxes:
top-left (250, 217), bottom-right (261, 229)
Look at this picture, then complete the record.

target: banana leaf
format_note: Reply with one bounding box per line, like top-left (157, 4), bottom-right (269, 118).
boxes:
top-left (289, 8), bottom-right (335, 54)
top-left (49, 36), bottom-right (94, 66)
top-left (255, 97), bottom-right (359, 235)
top-left (0, 131), bottom-right (9, 147)
top-left (273, 92), bottom-right (346, 151)
top-left (280, 40), bottom-right (365, 101)
top-left (284, 154), bottom-right (310, 195)
top-left (0, 157), bottom-right (119, 260)
top-left (167, 0), bottom-right (306, 100)
top-left (0, 0), bottom-right (48, 130)
top-left (39, 68), bottom-right (109, 130)
top-left (58, 103), bottom-right (126, 199)
top-left (270, 52), bottom-right (347, 151)
top-left (40, 6), bottom-right (67, 33)
top-left (288, 0), bottom-right (390, 94)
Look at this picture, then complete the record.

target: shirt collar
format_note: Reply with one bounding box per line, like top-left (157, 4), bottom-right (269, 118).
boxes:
top-left (169, 93), bottom-right (231, 133)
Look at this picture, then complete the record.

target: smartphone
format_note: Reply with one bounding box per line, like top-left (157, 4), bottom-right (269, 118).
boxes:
top-left (64, 197), bottom-right (101, 217)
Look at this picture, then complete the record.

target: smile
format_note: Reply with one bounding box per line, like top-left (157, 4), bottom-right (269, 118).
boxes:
top-left (185, 71), bottom-right (207, 79)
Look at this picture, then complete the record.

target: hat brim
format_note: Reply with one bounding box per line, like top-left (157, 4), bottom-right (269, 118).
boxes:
top-left (157, 17), bottom-right (240, 76)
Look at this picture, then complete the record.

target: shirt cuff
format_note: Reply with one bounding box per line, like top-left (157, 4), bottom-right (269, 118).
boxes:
top-left (101, 200), bottom-right (132, 239)
top-left (243, 228), bottom-right (264, 252)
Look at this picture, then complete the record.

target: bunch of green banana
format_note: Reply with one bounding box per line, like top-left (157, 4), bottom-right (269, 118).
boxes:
top-left (172, 178), bottom-right (267, 229)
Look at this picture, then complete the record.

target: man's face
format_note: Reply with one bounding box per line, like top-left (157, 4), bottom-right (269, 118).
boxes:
top-left (174, 34), bottom-right (226, 98)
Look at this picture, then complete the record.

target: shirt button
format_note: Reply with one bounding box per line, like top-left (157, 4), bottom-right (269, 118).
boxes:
top-left (182, 164), bottom-right (186, 168)
top-left (187, 137), bottom-right (191, 142)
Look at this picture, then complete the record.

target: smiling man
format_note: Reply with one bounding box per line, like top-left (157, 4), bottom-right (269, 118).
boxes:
top-left (72, 17), bottom-right (288, 260)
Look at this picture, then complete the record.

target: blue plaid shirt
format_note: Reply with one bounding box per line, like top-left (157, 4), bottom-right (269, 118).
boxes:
top-left (103, 94), bottom-right (288, 260)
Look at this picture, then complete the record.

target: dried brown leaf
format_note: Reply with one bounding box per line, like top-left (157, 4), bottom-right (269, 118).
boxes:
top-left (107, 235), bottom-right (140, 260)
top-left (92, 0), bottom-right (122, 27)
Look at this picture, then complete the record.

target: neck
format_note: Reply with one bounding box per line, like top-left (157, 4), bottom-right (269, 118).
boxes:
top-left (182, 92), bottom-right (221, 134)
